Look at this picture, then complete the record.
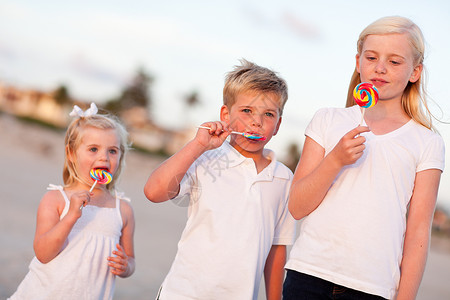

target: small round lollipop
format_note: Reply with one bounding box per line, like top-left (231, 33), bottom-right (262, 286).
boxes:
top-left (80, 168), bottom-right (113, 209)
top-left (89, 168), bottom-right (113, 192)
top-left (197, 126), bottom-right (266, 141)
top-left (241, 132), bottom-right (266, 141)
top-left (353, 82), bottom-right (379, 125)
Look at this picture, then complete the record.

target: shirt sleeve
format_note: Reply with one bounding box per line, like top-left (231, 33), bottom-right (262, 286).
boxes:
top-left (173, 161), bottom-right (198, 199)
top-left (272, 170), bottom-right (297, 246)
top-left (305, 107), bottom-right (330, 148)
top-left (273, 210), bottom-right (296, 245)
top-left (417, 133), bottom-right (445, 172)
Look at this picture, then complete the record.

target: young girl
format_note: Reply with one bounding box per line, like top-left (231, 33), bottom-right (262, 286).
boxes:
top-left (9, 103), bottom-right (135, 300)
top-left (284, 16), bottom-right (444, 300)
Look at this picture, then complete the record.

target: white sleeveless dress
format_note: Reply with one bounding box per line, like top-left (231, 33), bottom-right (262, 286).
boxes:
top-left (9, 185), bottom-right (124, 300)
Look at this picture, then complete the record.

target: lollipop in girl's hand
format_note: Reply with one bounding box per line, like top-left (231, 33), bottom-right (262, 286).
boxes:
top-left (89, 168), bottom-right (113, 192)
top-left (80, 168), bottom-right (112, 210)
top-left (353, 82), bottom-right (379, 125)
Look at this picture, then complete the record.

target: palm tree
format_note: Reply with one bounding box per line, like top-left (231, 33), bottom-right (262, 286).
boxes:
top-left (105, 68), bottom-right (154, 116)
top-left (53, 84), bottom-right (71, 106)
top-left (284, 142), bottom-right (302, 172)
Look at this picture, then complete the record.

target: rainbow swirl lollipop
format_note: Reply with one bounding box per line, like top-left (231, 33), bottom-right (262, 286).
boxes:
top-left (241, 132), bottom-right (266, 141)
top-left (353, 82), bottom-right (379, 108)
top-left (354, 82), bottom-right (379, 125)
top-left (88, 168), bottom-right (112, 193)
top-left (197, 126), bottom-right (266, 141)
top-left (80, 168), bottom-right (113, 209)
top-left (90, 168), bottom-right (113, 184)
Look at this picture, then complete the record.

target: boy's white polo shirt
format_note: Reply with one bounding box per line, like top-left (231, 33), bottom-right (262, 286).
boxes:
top-left (159, 141), bottom-right (296, 300)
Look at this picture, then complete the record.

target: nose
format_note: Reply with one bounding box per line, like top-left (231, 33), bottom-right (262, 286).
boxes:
top-left (251, 114), bottom-right (263, 128)
top-left (99, 150), bottom-right (110, 161)
top-left (374, 61), bottom-right (386, 74)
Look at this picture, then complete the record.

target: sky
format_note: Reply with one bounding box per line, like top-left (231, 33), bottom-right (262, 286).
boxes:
top-left (1, 0), bottom-right (450, 208)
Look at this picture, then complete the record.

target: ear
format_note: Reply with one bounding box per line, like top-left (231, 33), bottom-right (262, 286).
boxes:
top-left (409, 64), bottom-right (423, 83)
top-left (355, 54), bottom-right (361, 73)
top-left (273, 116), bottom-right (282, 136)
top-left (66, 145), bottom-right (74, 163)
top-left (220, 105), bottom-right (230, 123)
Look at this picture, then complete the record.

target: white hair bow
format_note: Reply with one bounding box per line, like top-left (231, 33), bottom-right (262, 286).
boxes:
top-left (69, 102), bottom-right (98, 118)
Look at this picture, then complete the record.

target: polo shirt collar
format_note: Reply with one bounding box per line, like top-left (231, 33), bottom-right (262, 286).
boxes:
top-left (221, 141), bottom-right (291, 180)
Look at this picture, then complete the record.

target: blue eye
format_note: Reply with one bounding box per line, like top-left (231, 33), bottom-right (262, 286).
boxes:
top-left (242, 108), bottom-right (251, 113)
top-left (89, 147), bottom-right (98, 152)
top-left (265, 112), bottom-right (275, 117)
top-left (109, 149), bottom-right (118, 155)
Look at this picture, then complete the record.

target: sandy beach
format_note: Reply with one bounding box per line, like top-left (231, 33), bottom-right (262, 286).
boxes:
top-left (1, 113), bottom-right (450, 300)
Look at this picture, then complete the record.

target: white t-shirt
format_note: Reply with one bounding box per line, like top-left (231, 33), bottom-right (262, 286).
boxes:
top-left (285, 106), bottom-right (445, 299)
top-left (158, 141), bottom-right (296, 300)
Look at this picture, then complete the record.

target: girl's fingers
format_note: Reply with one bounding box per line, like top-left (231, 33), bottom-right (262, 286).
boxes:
top-left (108, 258), bottom-right (125, 272)
top-left (116, 243), bottom-right (124, 252)
top-left (347, 126), bottom-right (370, 138)
top-left (112, 244), bottom-right (127, 258)
top-left (108, 244), bottom-right (127, 263)
top-left (108, 257), bottom-right (127, 275)
top-left (109, 264), bottom-right (125, 275)
top-left (108, 244), bottom-right (129, 274)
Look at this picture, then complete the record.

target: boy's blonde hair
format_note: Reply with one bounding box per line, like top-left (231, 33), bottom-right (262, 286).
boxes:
top-left (346, 16), bottom-right (434, 130)
top-left (223, 59), bottom-right (288, 115)
top-left (63, 111), bottom-right (129, 191)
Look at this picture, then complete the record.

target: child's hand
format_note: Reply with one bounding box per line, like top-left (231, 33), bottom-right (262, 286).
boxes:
top-left (108, 243), bottom-right (131, 277)
top-left (68, 191), bottom-right (91, 216)
top-left (195, 121), bottom-right (230, 150)
top-left (330, 126), bottom-right (370, 167)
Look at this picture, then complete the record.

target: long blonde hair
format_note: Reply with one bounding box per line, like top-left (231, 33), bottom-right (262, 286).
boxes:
top-left (346, 16), bottom-right (434, 130)
top-left (63, 111), bottom-right (129, 191)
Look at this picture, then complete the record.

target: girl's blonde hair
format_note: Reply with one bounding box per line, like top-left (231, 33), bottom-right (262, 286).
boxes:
top-left (346, 16), bottom-right (434, 130)
top-left (63, 110), bottom-right (129, 191)
top-left (223, 59), bottom-right (288, 115)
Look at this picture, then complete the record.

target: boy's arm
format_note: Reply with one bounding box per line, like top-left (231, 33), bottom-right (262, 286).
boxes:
top-left (289, 126), bottom-right (370, 220)
top-left (264, 245), bottom-right (286, 300)
top-left (144, 122), bottom-right (229, 203)
top-left (396, 169), bottom-right (441, 300)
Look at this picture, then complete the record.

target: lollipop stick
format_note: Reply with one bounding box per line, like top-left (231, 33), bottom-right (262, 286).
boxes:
top-left (197, 126), bottom-right (263, 139)
top-left (198, 125), bottom-right (215, 131)
top-left (79, 180), bottom-right (97, 210)
top-left (89, 180), bottom-right (98, 193)
top-left (198, 125), bottom-right (238, 135)
top-left (79, 180), bottom-right (99, 210)
top-left (359, 108), bottom-right (366, 126)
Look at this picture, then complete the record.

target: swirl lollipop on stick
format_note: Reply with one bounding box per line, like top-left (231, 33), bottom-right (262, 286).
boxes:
top-left (89, 168), bottom-right (113, 192)
top-left (197, 126), bottom-right (266, 141)
top-left (353, 82), bottom-right (379, 126)
top-left (80, 168), bottom-right (113, 210)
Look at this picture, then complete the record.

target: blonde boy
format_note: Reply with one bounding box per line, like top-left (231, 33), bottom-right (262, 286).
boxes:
top-left (144, 59), bottom-right (296, 300)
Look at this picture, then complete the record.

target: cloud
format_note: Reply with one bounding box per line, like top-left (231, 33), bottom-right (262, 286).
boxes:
top-left (0, 44), bottom-right (17, 61)
top-left (68, 53), bottom-right (125, 85)
top-left (282, 11), bottom-right (321, 40)
top-left (0, 1), bottom-right (32, 20)
top-left (242, 4), bottom-right (321, 41)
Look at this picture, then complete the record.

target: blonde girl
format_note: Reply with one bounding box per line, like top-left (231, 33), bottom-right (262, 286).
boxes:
top-left (9, 103), bottom-right (135, 300)
top-left (284, 16), bottom-right (444, 300)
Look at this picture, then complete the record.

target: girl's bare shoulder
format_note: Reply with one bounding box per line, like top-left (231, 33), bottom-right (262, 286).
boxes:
top-left (119, 198), bottom-right (134, 226)
top-left (39, 189), bottom-right (66, 213)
